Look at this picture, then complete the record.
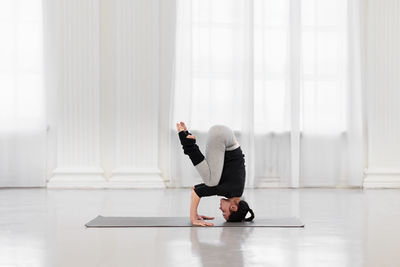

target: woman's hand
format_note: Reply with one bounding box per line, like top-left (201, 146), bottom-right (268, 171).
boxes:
top-left (191, 213), bottom-right (214, 226)
top-left (196, 214), bottom-right (215, 220)
top-left (191, 219), bottom-right (214, 227)
top-left (186, 134), bottom-right (196, 139)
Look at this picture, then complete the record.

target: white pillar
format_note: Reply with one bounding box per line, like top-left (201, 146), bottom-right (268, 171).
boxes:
top-left (158, 0), bottom-right (176, 186)
top-left (48, 0), bottom-right (106, 188)
top-left (109, 0), bottom-right (165, 188)
top-left (363, 0), bottom-right (400, 188)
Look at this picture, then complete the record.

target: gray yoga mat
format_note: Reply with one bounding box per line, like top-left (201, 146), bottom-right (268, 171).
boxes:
top-left (85, 215), bottom-right (304, 228)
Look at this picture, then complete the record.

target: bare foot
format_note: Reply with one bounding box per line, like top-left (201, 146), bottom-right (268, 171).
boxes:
top-left (176, 122), bottom-right (196, 139)
top-left (176, 122), bottom-right (185, 132)
top-left (180, 122), bottom-right (188, 131)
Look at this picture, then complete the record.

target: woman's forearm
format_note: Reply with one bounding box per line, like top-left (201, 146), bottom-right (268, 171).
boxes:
top-left (189, 187), bottom-right (214, 226)
top-left (190, 188), bottom-right (200, 221)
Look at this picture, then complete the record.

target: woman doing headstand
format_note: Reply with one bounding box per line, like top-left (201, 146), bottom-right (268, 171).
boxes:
top-left (176, 122), bottom-right (255, 227)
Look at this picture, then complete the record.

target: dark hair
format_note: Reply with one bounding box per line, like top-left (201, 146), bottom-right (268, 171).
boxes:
top-left (227, 200), bottom-right (255, 222)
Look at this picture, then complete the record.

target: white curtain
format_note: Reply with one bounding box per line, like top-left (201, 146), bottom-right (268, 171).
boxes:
top-left (170, 0), bottom-right (363, 187)
top-left (0, 0), bottom-right (46, 187)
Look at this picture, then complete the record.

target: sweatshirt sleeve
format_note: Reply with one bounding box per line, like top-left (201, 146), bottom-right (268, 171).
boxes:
top-left (178, 131), bottom-right (205, 166)
top-left (194, 183), bottom-right (218, 198)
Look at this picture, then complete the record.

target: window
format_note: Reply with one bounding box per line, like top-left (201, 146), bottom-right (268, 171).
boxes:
top-left (175, 0), bottom-right (349, 134)
top-left (0, 0), bottom-right (44, 133)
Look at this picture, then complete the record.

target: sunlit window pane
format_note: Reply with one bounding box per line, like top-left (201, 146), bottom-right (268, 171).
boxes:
top-left (316, 32), bottom-right (339, 75)
top-left (254, 80), bottom-right (289, 133)
top-left (301, 0), bottom-right (347, 134)
top-left (212, 0), bottom-right (234, 24)
top-left (0, 0), bottom-right (43, 130)
top-left (176, 0), bottom-right (348, 134)
top-left (211, 28), bottom-right (233, 73)
top-left (302, 81), bottom-right (345, 133)
top-left (302, 32), bottom-right (316, 75)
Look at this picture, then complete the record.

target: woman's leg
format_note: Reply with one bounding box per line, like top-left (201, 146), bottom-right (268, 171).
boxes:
top-left (195, 125), bottom-right (239, 186)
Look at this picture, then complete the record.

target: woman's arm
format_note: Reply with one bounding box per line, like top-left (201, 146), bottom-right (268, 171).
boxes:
top-left (190, 188), bottom-right (214, 226)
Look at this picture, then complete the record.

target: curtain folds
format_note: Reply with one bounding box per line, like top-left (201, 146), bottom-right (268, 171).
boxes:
top-left (0, 0), bottom-right (46, 187)
top-left (169, 0), bottom-right (364, 187)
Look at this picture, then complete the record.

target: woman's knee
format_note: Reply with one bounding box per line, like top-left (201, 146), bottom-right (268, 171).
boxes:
top-left (207, 125), bottom-right (233, 145)
top-left (208, 125), bottom-right (229, 137)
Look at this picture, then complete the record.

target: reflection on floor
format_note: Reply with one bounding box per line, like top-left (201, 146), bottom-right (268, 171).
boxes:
top-left (0, 188), bottom-right (399, 267)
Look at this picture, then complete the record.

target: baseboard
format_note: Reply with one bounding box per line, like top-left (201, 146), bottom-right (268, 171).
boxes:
top-left (108, 168), bottom-right (165, 188)
top-left (47, 167), bottom-right (166, 189)
top-left (255, 177), bottom-right (282, 188)
top-left (363, 168), bottom-right (400, 188)
top-left (108, 176), bottom-right (166, 188)
top-left (47, 175), bottom-right (107, 189)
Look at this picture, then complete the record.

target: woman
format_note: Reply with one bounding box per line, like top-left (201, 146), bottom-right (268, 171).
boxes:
top-left (176, 122), bottom-right (255, 226)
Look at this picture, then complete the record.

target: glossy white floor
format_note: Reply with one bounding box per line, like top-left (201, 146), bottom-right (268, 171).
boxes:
top-left (1, 188), bottom-right (399, 267)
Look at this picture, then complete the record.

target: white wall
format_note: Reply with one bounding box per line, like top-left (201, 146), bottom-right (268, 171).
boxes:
top-left (46, 0), bottom-right (165, 188)
top-left (363, 0), bottom-right (400, 188)
top-left (44, 0), bottom-right (400, 188)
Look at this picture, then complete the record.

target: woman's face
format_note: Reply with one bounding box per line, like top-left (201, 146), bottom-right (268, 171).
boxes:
top-left (219, 198), bottom-right (238, 220)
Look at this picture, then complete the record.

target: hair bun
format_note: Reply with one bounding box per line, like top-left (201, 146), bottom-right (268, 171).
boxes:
top-left (244, 208), bottom-right (255, 222)
top-left (227, 200), bottom-right (255, 222)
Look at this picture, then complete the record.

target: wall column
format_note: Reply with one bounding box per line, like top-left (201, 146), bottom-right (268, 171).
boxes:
top-left (108, 0), bottom-right (165, 188)
top-left (363, 0), bottom-right (400, 188)
top-left (47, 0), bottom-right (106, 188)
